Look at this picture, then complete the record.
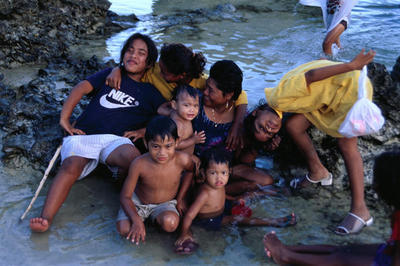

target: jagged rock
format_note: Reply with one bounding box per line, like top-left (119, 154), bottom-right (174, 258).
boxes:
top-left (0, 0), bottom-right (111, 68)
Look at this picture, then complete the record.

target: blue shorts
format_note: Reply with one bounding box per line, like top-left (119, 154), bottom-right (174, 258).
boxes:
top-left (193, 200), bottom-right (233, 231)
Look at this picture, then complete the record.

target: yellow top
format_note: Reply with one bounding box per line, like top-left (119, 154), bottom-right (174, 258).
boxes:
top-left (264, 60), bottom-right (373, 137)
top-left (141, 63), bottom-right (248, 106)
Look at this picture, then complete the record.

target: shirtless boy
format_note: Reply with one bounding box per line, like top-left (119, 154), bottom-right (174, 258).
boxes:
top-left (30, 33), bottom-right (165, 233)
top-left (175, 148), bottom-right (296, 254)
top-left (170, 85), bottom-right (205, 154)
top-left (116, 116), bottom-right (195, 244)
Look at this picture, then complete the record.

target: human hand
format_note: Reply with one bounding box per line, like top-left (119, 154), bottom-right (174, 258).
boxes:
top-left (176, 199), bottom-right (188, 216)
top-left (193, 131), bottom-right (206, 144)
top-left (266, 135), bottom-right (281, 151)
top-left (226, 124), bottom-right (244, 150)
top-left (105, 67), bottom-right (122, 90)
top-left (349, 49), bottom-right (376, 70)
top-left (60, 119), bottom-right (85, 136)
top-left (124, 129), bottom-right (145, 142)
top-left (126, 219), bottom-right (146, 245)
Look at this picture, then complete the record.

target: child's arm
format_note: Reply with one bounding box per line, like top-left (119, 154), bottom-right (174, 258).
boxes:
top-left (175, 154), bottom-right (196, 214)
top-left (105, 67), bottom-right (122, 90)
top-left (60, 80), bottom-right (94, 136)
top-left (226, 103), bottom-right (247, 150)
top-left (120, 160), bottom-right (146, 245)
top-left (124, 128), bottom-right (146, 142)
top-left (305, 49), bottom-right (375, 86)
top-left (176, 131), bottom-right (206, 150)
top-left (176, 190), bottom-right (208, 245)
top-left (176, 171), bottom-right (193, 215)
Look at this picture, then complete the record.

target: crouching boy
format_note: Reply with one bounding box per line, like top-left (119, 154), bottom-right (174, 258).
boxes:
top-left (116, 116), bottom-right (195, 244)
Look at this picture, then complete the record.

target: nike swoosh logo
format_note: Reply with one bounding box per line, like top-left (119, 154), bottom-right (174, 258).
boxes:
top-left (99, 95), bottom-right (137, 109)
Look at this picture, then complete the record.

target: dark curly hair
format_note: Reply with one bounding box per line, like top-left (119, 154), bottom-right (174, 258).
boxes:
top-left (160, 43), bottom-right (206, 80)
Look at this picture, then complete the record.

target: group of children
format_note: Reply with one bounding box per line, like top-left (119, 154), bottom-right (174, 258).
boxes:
top-left (115, 84), bottom-right (296, 254)
top-left (27, 28), bottom-right (399, 263)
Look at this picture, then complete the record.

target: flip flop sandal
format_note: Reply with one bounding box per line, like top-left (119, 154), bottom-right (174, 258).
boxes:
top-left (289, 173), bottom-right (333, 190)
top-left (174, 239), bottom-right (199, 255)
top-left (335, 212), bottom-right (374, 235)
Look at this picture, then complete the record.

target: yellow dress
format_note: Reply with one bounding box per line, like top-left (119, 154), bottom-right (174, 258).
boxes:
top-left (142, 63), bottom-right (248, 106)
top-left (264, 60), bottom-right (373, 137)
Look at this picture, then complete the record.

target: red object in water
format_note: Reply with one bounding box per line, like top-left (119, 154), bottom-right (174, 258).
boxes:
top-left (231, 201), bottom-right (252, 218)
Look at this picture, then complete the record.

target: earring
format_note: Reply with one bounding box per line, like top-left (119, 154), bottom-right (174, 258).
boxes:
top-left (226, 101), bottom-right (229, 109)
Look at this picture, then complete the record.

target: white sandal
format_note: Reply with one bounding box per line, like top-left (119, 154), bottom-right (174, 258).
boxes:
top-left (289, 173), bottom-right (333, 189)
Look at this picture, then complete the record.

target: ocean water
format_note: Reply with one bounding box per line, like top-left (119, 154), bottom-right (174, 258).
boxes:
top-left (1, 0), bottom-right (398, 265)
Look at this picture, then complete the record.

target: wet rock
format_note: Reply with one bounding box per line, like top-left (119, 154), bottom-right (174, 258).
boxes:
top-left (1, 55), bottom-right (114, 167)
top-left (0, 0), bottom-right (111, 68)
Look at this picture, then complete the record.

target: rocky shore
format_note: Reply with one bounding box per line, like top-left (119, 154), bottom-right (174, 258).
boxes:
top-left (0, 0), bottom-right (399, 190)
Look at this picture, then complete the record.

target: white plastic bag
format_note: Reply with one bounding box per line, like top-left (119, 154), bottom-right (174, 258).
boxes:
top-left (338, 66), bottom-right (385, 137)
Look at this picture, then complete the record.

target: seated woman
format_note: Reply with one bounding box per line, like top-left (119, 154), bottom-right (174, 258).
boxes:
top-left (264, 49), bottom-right (377, 235)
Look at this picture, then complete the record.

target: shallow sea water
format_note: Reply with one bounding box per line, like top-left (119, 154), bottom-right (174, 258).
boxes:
top-left (1, 0), bottom-right (399, 265)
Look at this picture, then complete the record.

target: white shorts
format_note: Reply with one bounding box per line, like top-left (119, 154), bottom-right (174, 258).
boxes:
top-left (61, 134), bottom-right (133, 180)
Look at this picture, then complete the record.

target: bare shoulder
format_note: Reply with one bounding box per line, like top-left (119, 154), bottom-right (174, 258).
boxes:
top-left (175, 151), bottom-right (192, 166)
top-left (131, 153), bottom-right (153, 170)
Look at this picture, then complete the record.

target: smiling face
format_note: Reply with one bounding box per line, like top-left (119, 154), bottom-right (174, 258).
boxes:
top-left (253, 110), bottom-right (282, 142)
top-left (203, 78), bottom-right (232, 108)
top-left (174, 91), bottom-right (200, 121)
top-left (204, 161), bottom-right (230, 189)
top-left (147, 135), bottom-right (177, 164)
top-left (122, 38), bottom-right (149, 78)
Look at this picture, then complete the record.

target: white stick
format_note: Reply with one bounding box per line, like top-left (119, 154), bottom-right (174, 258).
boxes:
top-left (20, 145), bottom-right (62, 221)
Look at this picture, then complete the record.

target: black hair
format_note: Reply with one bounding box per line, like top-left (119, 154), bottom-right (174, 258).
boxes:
top-left (172, 84), bottom-right (200, 101)
top-left (373, 150), bottom-right (400, 210)
top-left (209, 60), bottom-right (243, 101)
top-left (145, 116), bottom-right (178, 143)
top-left (119, 33), bottom-right (158, 69)
top-left (243, 100), bottom-right (282, 150)
top-left (200, 147), bottom-right (232, 172)
top-left (160, 43), bottom-right (206, 79)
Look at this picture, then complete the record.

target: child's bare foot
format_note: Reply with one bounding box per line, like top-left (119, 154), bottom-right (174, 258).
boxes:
top-left (30, 217), bottom-right (50, 232)
top-left (263, 232), bottom-right (290, 265)
top-left (271, 213), bottom-right (297, 228)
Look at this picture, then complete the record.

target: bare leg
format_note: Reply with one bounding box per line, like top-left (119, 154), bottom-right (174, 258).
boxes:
top-left (30, 156), bottom-right (89, 232)
top-left (323, 23), bottom-right (345, 55)
top-left (286, 114), bottom-right (330, 181)
top-left (106, 144), bottom-right (141, 178)
top-left (226, 180), bottom-right (258, 195)
top-left (155, 211), bottom-right (180, 233)
top-left (263, 232), bottom-right (377, 266)
top-left (116, 219), bottom-right (131, 237)
top-left (232, 164), bottom-right (273, 186)
top-left (337, 137), bottom-right (370, 221)
top-left (222, 213), bottom-right (296, 227)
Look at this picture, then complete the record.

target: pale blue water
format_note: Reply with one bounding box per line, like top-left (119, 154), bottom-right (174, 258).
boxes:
top-left (1, 1), bottom-right (398, 265)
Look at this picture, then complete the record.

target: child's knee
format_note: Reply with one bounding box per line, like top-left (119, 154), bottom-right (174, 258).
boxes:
top-left (158, 212), bottom-right (179, 232)
top-left (116, 220), bottom-right (130, 236)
